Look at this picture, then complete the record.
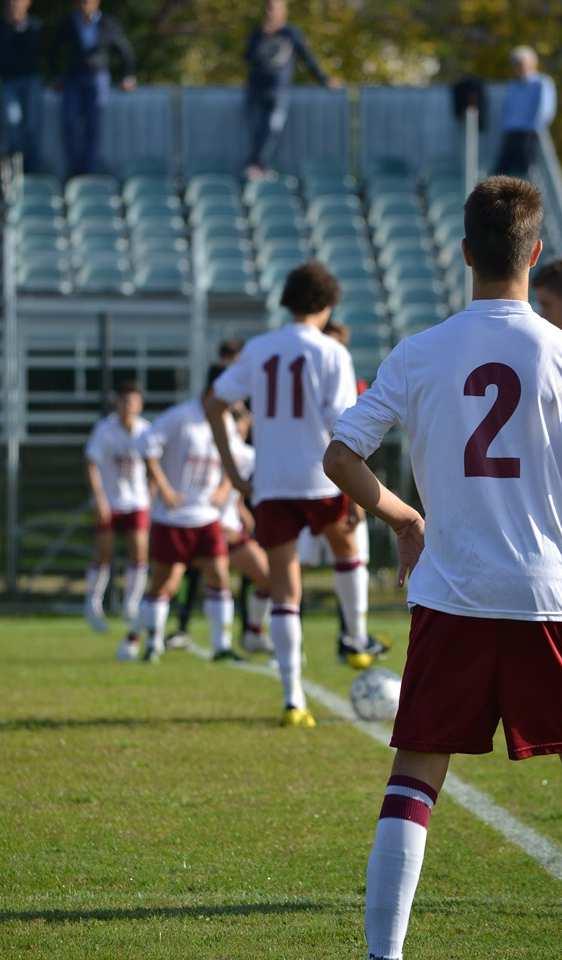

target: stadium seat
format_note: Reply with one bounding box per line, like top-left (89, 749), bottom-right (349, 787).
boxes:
top-left (308, 195), bottom-right (362, 222)
top-left (186, 175), bottom-right (239, 204)
top-left (260, 258), bottom-right (304, 291)
top-left (18, 234), bottom-right (70, 255)
top-left (7, 200), bottom-right (63, 224)
top-left (243, 176), bottom-right (298, 204)
top-left (75, 265), bottom-right (134, 295)
top-left (313, 218), bottom-right (368, 243)
top-left (123, 176), bottom-right (177, 204)
top-left (204, 265), bottom-right (258, 295)
top-left (369, 196), bottom-right (420, 222)
top-left (127, 195), bottom-right (182, 217)
top-left (130, 235), bottom-right (188, 256)
top-left (249, 197), bottom-right (301, 226)
top-left (19, 174), bottom-right (62, 198)
top-left (17, 265), bottom-right (73, 294)
top-left (65, 175), bottom-right (119, 203)
top-left (254, 221), bottom-right (306, 243)
top-left (368, 156), bottom-right (414, 176)
top-left (384, 262), bottom-right (439, 288)
top-left (67, 199), bottom-right (121, 226)
top-left (199, 218), bottom-right (247, 242)
top-left (134, 265), bottom-right (190, 295)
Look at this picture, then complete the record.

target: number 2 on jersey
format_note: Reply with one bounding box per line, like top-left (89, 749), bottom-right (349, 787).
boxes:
top-left (263, 354), bottom-right (305, 419)
top-left (463, 362), bottom-right (521, 478)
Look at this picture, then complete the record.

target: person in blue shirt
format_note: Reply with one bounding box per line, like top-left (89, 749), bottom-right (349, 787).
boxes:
top-left (0, 0), bottom-right (43, 172)
top-left (50, 0), bottom-right (136, 177)
top-left (244, 0), bottom-right (338, 180)
top-left (495, 46), bottom-right (557, 178)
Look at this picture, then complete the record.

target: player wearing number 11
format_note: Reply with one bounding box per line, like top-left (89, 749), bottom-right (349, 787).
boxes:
top-left (207, 262), bottom-right (383, 728)
top-left (324, 176), bottom-right (562, 960)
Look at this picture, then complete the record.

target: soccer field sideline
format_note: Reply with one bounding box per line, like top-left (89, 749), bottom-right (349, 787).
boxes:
top-left (189, 641), bottom-right (562, 883)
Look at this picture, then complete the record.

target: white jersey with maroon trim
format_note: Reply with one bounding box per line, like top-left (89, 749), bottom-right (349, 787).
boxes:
top-left (85, 412), bottom-right (150, 512)
top-left (213, 322), bottom-right (357, 505)
top-left (220, 440), bottom-right (255, 534)
top-left (333, 299), bottom-right (562, 621)
top-left (143, 399), bottom-right (234, 529)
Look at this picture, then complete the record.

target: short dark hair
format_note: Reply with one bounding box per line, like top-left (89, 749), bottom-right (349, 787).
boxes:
top-left (218, 339), bottom-right (245, 362)
top-left (116, 379), bottom-right (143, 397)
top-left (280, 261), bottom-right (340, 315)
top-left (532, 258), bottom-right (562, 297)
top-left (205, 363), bottom-right (225, 392)
top-left (464, 176), bottom-right (543, 280)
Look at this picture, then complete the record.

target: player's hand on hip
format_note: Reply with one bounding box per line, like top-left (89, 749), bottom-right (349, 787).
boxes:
top-left (395, 513), bottom-right (425, 587)
top-left (162, 488), bottom-right (185, 510)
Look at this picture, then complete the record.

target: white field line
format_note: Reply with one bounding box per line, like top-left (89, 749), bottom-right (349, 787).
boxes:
top-left (190, 643), bottom-right (562, 882)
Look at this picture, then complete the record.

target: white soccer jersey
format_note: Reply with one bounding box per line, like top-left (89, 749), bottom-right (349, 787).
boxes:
top-left (143, 398), bottom-right (232, 529)
top-left (213, 323), bottom-right (357, 505)
top-left (333, 299), bottom-right (562, 621)
top-left (85, 413), bottom-right (150, 512)
top-left (220, 440), bottom-right (255, 534)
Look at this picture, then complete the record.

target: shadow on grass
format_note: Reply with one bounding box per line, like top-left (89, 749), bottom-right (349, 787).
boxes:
top-left (0, 715), bottom-right (279, 732)
top-left (0, 900), bottom-right (328, 924)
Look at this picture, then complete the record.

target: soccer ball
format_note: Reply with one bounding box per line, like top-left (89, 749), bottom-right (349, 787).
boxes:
top-left (350, 667), bottom-right (401, 722)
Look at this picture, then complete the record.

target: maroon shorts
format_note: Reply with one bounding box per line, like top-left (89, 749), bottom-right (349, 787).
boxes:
top-left (254, 495), bottom-right (348, 550)
top-left (150, 521), bottom-right (227, 566)
top-left (98, 508), bottom-right (150, 533)
top-left (391, 605), bottom-right (562, 761)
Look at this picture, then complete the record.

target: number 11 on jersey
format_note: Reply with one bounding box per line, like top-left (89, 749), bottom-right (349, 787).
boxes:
top-left (263, 354), bottom-right (305, 419)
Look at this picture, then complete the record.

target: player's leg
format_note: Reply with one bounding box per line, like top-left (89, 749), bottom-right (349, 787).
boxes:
top-left (84, 527), bottom-right (113, 633)
top-left (366, 749), bottom-right (450, 960)
top-left (324, 516), bottom-right (386, 667)
top-left (139, 561), bottom-right (186, 663)
top-left (230, 540), bottom-right (272, 654)
top-left (201, 554), bottom-right (236, 660)
top-left (123, 526), bottom-right (149, 626)
top-left (268, 541), bottom-right (314, 726)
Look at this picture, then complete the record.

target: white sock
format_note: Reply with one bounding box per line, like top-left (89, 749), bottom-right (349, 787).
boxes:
top-left (270, 605), bottom-right (305, 709)
top-left (86, 564), bottom-right (110, 611)
top-left (365, 775), bottom-right (437, 960)
top-left (247, 590), bottom-right (271, 634)
top-left (123, 565), bottom-right (148, 623)
top-left (140, 595), bottom-right (169, 652)
top-left (204, 587), bottom-right (234, 653)
top-left (333, 558), bottom-right (368, 645)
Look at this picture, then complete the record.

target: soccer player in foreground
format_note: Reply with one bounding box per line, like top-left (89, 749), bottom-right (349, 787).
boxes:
top-left (324, 176), bottom-right (562, 960)
top-left (84, 381), bottom-right (150, 642)
top-left (127, 366), bottom-right (240, 664)
top-left (206, 261), bottom-right (384, 728)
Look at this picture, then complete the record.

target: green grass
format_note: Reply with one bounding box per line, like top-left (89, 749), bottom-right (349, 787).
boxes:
top-left (0, 613), bottom-right (560, 959)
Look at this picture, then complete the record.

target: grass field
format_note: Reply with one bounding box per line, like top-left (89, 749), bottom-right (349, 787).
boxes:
top-left (0, 610), bottom-right (560, 959)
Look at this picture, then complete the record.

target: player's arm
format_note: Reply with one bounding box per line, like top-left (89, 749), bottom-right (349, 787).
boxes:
top-left (211, 474), bottom-right (232, 509)
top-left (85, 459), bottom-right (111, 527)
top-left (145, 457), bottom-right (184, 510)
top-left (205, 394), bottom-right (251, 497)
top-left (323, 441), bottom-right (423, 586)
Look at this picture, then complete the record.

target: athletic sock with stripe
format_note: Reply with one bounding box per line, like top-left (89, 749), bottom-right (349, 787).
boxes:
top-left (365, 775), bottom-right (437, 960)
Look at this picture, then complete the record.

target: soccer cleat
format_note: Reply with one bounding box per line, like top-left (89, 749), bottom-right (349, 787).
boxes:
top-left (338, 633), bottom-right (391, 670)
top-left (165, 631), bottom-right (192, 651)
top-left (280, 706), bottom-right (316, 728)
top-left (142, 640), bottom-right (164, 664)
top-left (116, 635), bottom-right (140, 661)
top-left (211, 648), bottom-right (245, 663)
top-left (241, 628), bottom-right (274, 655)
top-left (84, 598), bottom-right (108, 634)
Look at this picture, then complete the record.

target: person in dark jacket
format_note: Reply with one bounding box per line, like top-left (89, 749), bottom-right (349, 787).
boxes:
top-left (244, 0), bottom-right (338, 179)
top-left (0, 0), bottom-right (43, 172)
top-left (50, 0), bottom-right (136, 177)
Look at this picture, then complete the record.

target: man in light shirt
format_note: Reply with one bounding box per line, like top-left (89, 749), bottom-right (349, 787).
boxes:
top-left (495, 46), bottom-right (556, 178)
top-left (84, 380), bottom-right (150, 643)
top-left (324, 176), bottom-right (562, 960)
top-left (206, 261), bottom-right (385, 728)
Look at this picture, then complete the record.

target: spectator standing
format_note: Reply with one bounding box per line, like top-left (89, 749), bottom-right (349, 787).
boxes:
top-left (0, 0), bottom-right (43, 172)
top-left (244, 0), bottom-right (337, 180)
top-left (50, 0), bottom-right (136, 177)
top-left (495, 46), bottom-right (557, 178)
